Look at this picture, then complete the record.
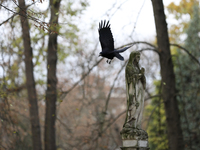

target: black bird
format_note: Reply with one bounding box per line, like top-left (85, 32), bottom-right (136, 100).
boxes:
top-left (98, 20), bottom-right (132, 64)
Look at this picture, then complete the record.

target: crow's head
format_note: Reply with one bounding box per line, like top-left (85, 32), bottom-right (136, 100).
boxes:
top-left (99, 51), bottom-right (108, 57)
top-left (99, 51), bottom-right (110, 57)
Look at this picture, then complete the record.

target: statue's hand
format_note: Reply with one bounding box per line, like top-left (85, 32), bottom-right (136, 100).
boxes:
top-left (141, 67), bottom-right (145, 73)
top-left (137, 74), bottom-right (142, 80)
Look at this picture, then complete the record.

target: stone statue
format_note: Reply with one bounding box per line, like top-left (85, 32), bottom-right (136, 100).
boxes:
top-left (120, 51), bottom-right (148, 141)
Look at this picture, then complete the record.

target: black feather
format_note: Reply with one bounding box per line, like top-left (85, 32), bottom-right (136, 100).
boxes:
top-left (98, 20), bottom-right (132, 64)
top-left (99, 20), bottom-right (114, 51)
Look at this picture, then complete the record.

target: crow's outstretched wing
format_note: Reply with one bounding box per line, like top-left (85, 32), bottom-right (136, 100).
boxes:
top-left (98, 20), bottom-right (114, 51)
top-left (114, 45), bottom-right (133, 53)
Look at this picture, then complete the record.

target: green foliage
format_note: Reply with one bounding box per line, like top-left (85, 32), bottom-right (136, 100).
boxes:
top-left (148, 1), bottom-right (200, 149)
top-left (0, 1), bottom-right (89, 149)
top-left (167, 0), bottom-right (200, 43)
top-left (13, 130), bottom-right (33, 150)
top-left (167, 0), bottom-right (198, 18)
top-left (174, 4), bottom-right (200, 149)
top-left (184, 5), bottom-right (200, 55)
top-left (146, 102), bottom-right (168, 150)
top-left (145, 80), bottom-right (168, 150)
top-left (147, 2), bottom-right (200, 149)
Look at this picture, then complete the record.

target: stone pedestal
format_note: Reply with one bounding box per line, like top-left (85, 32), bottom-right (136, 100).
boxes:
top-left (121, 139), bottom-right (149, 150)
top-left (120, 127), bottom-right (149, 150)
top-left (121, 52), bottom-right (149, 150)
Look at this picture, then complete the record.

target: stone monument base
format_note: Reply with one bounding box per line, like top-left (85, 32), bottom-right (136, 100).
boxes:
top-left (121, 139), bottom-right (149, 150)
top-left (120, 127), bottom-right (149, 150)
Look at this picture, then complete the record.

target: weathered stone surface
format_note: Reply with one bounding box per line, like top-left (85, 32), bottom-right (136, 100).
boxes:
top-left (120, 127), bottom-right (148, 140)
top-left (121, 147), bottom-right (150, 150)
top-left (138, 140), bottom-right (148, 147)
top-left (123, 52), bottom-right (146, 129)
top-left (123, 140), bottom-right (137, 147)
top-left (120, 52), bottom-right (149, 150)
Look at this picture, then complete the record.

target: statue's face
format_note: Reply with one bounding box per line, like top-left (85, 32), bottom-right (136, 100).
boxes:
top-left (130, 52), bottom-right (140, 65)
top-left (136, 54), bottom-right (140, 62)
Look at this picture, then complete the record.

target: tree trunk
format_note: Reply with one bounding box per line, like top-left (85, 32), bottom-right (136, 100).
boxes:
top-left (151, 0), bottom-right (184, 149)
top-left (18, 0), bottom-right (42, 150)
top-left (45, 0), bottom-right (61, 149)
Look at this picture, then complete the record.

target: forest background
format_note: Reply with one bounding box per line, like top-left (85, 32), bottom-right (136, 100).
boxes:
top-left (0, 0), bottom-right (199, 150)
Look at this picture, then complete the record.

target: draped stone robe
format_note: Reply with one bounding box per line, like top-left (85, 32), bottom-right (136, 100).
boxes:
top-left (124, 52), bottom-right (146, 129)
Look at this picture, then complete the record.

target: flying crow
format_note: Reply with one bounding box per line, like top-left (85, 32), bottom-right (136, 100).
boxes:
top-left (98, 20), bottom-right (132, 64)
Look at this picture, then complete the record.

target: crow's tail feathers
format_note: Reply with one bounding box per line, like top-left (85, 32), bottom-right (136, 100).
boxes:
top-left (115, 45), bottom-right (133, 53)
top-left (115, 53), bottom-right (124, 61)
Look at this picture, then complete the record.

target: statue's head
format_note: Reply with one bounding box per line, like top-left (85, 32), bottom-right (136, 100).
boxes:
top-left (128, 51), bottom-right (140, 65)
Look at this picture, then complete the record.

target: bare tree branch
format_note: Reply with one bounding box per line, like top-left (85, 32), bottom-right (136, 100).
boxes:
top-left (104, 61), bottom-right (127, 113)
top-left (60, 41), bottom-right (158, 101)
top-left (170, 43), bottom-right (200, 66)
top-left (116, 41), bottom-right (158, 52)
top-left (60, 58), bottom-right (103, 100)
top-left (0, 13), bottom-right (17, 26)
top-left (0, 2), bottom-right (50, 30)
top-left (130, 0), bottom-right (147, 40)
top-left (0, 3), bottom-right (39, 24)
top-left (137, 48), bottom-right (158, 53)
top-left (145, 94), bottom-right (162, 101)
top-left (102, 110), bottom-right (126, 132)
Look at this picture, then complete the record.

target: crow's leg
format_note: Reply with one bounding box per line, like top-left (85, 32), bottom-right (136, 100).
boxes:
top-left (106, 59), bottom-right (112, 64)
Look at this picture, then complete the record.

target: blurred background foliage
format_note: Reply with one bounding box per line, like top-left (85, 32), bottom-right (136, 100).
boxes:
top-left (146, 0), bottom-right (200, 149)
top-left (0, 0), bottom-right (199, 149)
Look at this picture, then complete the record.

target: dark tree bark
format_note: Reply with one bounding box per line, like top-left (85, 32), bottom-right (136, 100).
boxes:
top-left (18, 0), bottom-right (42, 150)
top-left (45, 0), bottom-right (61, 149)
top-left (151, 0), bottom-right (184, 149)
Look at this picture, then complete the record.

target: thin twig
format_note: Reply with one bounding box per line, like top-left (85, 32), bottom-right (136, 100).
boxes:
top-left (104, 61), bottom-right (127, 112)
top-left (145, 94), bottom-right (162, 101)
top-left (170, 43), bottom-right (200, 66)
top-left (116, 41), bottom-right (158, 51)
top-left (102, 110), bottom-right (126, 132)
top-left (60, 58), bottom-right (103, 99)
top-left (0, 13), bottom-right (17, 26)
